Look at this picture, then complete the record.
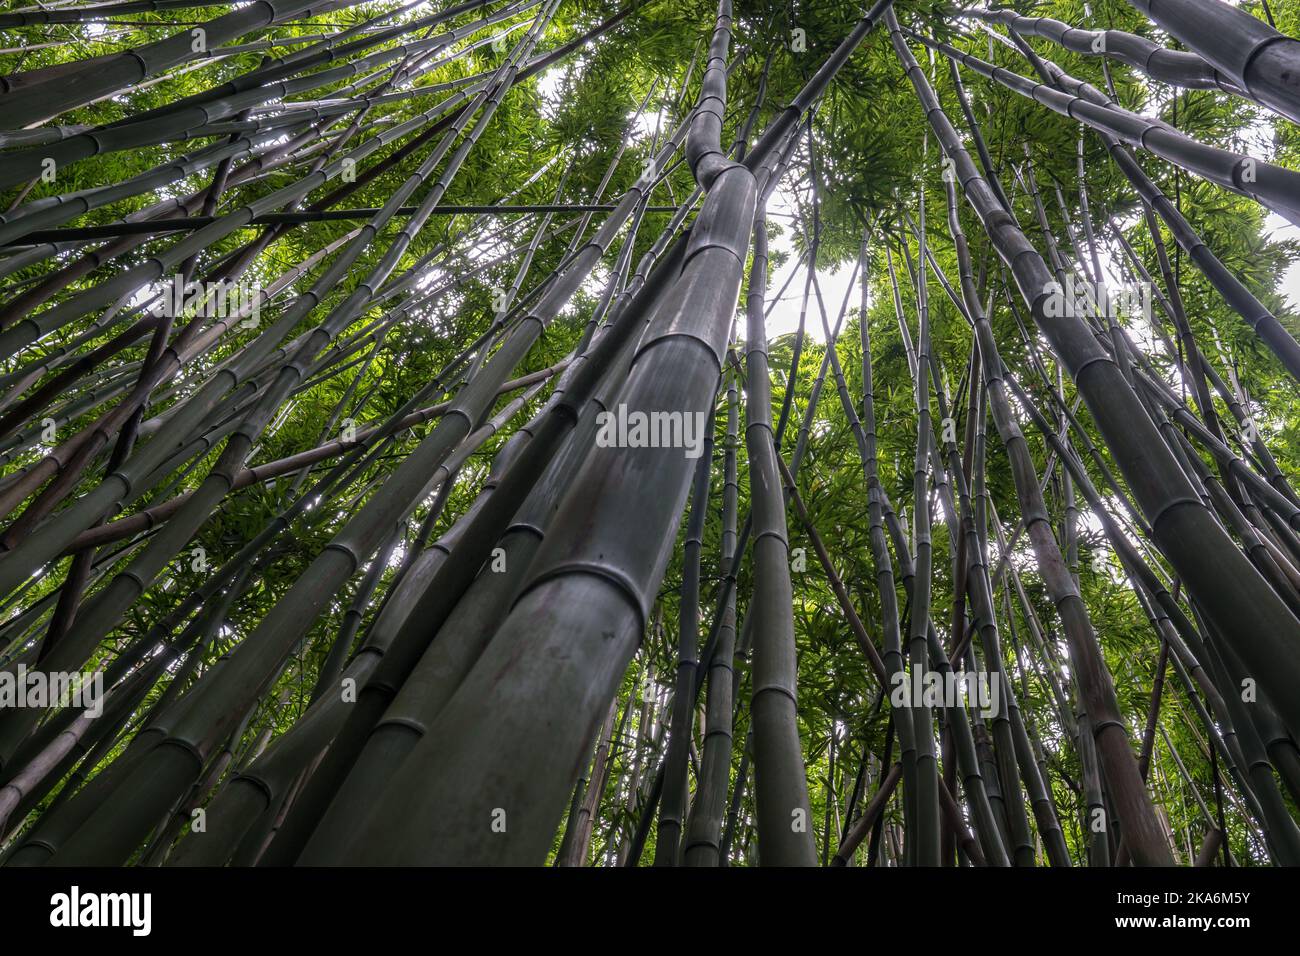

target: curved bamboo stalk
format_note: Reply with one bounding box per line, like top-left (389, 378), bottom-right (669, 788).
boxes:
top-left (1125, 0), bottom-right (1300, 125)
top-left (911, 31), bottom-right (1300, 229)
top-left (959, 7), bottom-right (1240, 94)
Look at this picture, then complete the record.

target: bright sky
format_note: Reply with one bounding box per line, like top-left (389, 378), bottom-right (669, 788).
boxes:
top-left (1266, 212), bottom-right (1300, 310)
top-left (761, 184), bottom-right (858, 342)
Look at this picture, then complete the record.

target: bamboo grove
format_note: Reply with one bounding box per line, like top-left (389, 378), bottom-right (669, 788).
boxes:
top-left (0, 0), bottom-right (1297, 868)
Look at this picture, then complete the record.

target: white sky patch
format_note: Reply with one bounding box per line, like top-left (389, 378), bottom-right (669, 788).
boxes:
top-left (535, 60), bottom-right (586, 121)
top-left (631, 105), bottom-right (671, 141)
top-left (1265, 211), bottom-right (1300, 313)
top-left (1240, 108), bottom-right (1300, 312)
top-left (761, 184), bottom-right (857, 344)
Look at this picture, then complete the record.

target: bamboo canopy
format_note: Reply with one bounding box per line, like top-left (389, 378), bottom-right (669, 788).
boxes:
top-left (0, 0), bottom-right (1298, 869)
